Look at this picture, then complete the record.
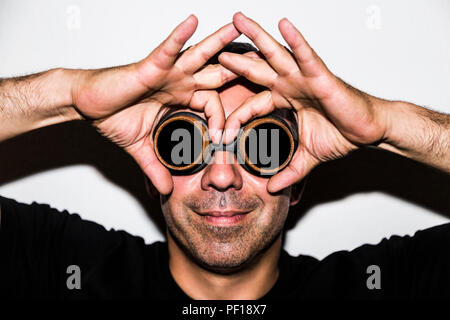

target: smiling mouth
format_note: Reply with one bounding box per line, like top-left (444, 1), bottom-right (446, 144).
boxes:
top-left (196, 210), bottom-right (250, 217)
top-left (193, 209), bottom-right (252, 226)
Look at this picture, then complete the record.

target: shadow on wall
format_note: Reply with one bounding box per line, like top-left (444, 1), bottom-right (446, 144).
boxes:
top-left (0, 121), bottom-right (449, 237)
top-left (285, 143), bottom-right (450, 230)
top-left (0, 121), bottom-right (167, 233)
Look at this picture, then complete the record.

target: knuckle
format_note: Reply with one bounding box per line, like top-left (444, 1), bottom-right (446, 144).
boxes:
top-left (198, 48), bottom-right (211, 64)
top-left (220, 67), bottom-right (231, 85)
top-left (241, 67), bottom-right (251, 79)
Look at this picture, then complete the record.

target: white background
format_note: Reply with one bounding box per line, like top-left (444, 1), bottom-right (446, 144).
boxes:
top-left (0, 0), bottom-right (449, 259)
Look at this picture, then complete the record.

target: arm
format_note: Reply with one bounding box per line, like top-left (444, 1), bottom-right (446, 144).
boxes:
top-left (0, 69), bottom-right (81, 142)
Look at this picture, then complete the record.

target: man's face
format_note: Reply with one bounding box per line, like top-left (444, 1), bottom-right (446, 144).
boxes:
top-left (151, 79), bottom-right (301, 273)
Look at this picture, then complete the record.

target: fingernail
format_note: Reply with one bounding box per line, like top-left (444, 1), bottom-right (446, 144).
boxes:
top-left (224, 127), bottom-right (239, 144)
top-left (211, 129), bottom-right (223, 144)
top-left (222, 129), bottom-right (228, 144)
top-left (210, 128), bottom-right (216, 143)
top-left (280, 17), bottom-right (289, 25)
top-left (224, 129), bottom-right (234, 145)
top-left (267, 183), bottom-right (279, 194)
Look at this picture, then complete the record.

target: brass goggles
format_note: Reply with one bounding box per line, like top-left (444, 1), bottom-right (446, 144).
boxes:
top-left (153, 112), bottom-right (298, 177)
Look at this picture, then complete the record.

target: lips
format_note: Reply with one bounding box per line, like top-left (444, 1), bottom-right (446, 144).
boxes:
top-left (195, 210), bottom-right (250, 217)
top-left (193, 209), bottom-right (252, 226)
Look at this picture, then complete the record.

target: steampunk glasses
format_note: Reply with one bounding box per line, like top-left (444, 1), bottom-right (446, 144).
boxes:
top-left (153, 111), bottom-right (298, 176)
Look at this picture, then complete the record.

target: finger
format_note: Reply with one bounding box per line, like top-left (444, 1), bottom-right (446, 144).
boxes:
top-left (222, 90), bottom-right (275, 144)
top-left (278, 18), bottom-right (326, 77)
top-left (144, 15), bottom-right (198, 71)
top-left (177, 23), bottom-right (241, 73)
top-left (193, 50), bottom-right (263, 89)
top-left (193, 63), bottom-right (239, 89)
top-left (218, 52), bottom-right (278, 88)
top-left (232, 12), bottom-right (298, 76)
top-left (128, 139), bottom-right (174, 195)
top-left (243, 50), bottom-right (264, 59)
top-left (190, 90), bottom-right (225, 144)
top-left (266, 146), bottom-right (318, 193)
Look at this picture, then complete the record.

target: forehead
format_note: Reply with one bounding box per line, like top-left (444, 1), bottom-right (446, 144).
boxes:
top-left (218, 80), bottom-right (260, 117)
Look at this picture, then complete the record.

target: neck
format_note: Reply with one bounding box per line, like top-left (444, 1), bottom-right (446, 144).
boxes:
top-left (168, 234), bottom-right (282, 300)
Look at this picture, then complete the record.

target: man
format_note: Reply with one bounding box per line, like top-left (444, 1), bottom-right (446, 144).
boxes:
top-left (0, 12), bottom-right (449, 300)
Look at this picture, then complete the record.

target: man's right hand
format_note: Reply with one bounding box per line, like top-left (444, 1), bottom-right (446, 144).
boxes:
top-left (71, 15), bottom-right (240, 195)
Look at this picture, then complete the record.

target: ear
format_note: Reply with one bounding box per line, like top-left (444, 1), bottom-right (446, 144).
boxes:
top-left (289, 178), bottom-right (307, 206)
top-left (144, 175), bottom-right (160, 200)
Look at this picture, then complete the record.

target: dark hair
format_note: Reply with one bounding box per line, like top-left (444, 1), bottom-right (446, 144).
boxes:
top-left (205, 42), bottom-right (258, 65)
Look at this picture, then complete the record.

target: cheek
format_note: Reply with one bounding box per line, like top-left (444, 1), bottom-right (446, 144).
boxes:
top-left (170, 174), bottom-right (202, 200)
top-left (161, 174), bottom-right (201, 216)
top-left (243, 172), bottom-right (291, 221)
top-left (173, 173), bottom-right (202, 188)
top-left (258, 192), bottom-right (291, 227)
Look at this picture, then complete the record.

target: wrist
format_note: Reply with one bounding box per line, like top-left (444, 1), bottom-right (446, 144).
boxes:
top-left (375, 100), bottom-right (446, 166)
top-left (373, 100), bottom-right (408, 152)
top-left (45, 68), bottom-right (84, 122)
top-left (30, 68), bottom-right (84, 132)
top-left (370, 97), bottom-right (395, 145)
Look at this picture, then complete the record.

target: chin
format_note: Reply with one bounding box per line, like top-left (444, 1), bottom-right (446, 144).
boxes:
top-left (193, 249), bottom-right (254, 275)
top-left (176, 233), bottom-right (257, 274)
top-left (188, 235), bottom-right (278, 275)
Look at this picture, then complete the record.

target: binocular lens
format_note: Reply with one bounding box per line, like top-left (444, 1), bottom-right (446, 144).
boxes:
top-left (239, 118), bottom-right (295, 176)
top-left (154, 114), bottom-right (210, 173)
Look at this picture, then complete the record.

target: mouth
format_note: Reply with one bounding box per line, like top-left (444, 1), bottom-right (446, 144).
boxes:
top-left (194, 209), bottom-right (252, 226)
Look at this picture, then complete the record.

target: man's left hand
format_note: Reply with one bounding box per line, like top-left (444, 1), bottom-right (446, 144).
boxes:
top-left (219, 12), bottom-right (389, 193)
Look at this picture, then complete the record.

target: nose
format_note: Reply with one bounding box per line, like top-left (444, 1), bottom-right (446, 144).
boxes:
top-left (201, 150), bottom-right (243, 191)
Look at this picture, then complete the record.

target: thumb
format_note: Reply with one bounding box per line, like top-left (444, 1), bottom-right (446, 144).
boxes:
top-left (127, 140), bottom-right (173, 195)
top-left (267, 147), bottom-right (318, 193)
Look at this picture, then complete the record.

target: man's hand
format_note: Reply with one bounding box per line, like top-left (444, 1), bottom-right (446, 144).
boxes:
top-left (219, 12), bottom-right (387, 193)
top-left (71, 15), bottom-right (240, 194)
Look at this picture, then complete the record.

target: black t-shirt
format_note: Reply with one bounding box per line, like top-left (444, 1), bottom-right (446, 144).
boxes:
top-left (0, 195), bottom-right (449, 300)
